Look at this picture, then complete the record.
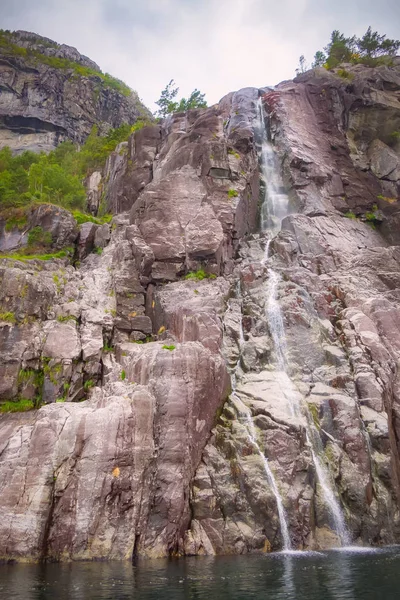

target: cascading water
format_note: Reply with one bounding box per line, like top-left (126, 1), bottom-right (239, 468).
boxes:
top-left (256, 95), bottom-right (350, 547)
top-left (228, 301), bottom-right (292, 551)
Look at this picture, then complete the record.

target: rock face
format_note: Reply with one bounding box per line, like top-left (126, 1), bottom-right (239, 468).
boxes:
top-left (1, 58), bottom-right (400, 561)
top-left (0, 30), bottom-right (151, 154)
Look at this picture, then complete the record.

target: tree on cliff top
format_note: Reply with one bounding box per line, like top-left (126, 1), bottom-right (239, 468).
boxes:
top-left (307, 26), bottom-right (400, 71)
top-left (155, 80), bottom-right (207, 117)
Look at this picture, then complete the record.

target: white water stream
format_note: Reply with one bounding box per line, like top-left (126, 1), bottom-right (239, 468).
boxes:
top-left (254, 96), bottom-right (350, 547)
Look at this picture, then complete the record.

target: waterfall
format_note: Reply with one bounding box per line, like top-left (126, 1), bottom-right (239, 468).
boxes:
top-left (228, 303), bottom-right (292, 551)
top-left (235, 396), bottom-right (292, 552)
top-left (256, 95), bottom-right (350, 547)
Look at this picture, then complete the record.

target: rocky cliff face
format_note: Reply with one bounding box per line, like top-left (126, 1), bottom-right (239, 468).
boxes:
top-left (0, 30), bottom-right (150, 154)
top-left (1, 58), bottom-right (400, 561)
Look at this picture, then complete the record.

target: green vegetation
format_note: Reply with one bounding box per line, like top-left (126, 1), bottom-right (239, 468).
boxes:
top-left (298, 27), bottom-right (400, 72)
top-left (162, 344), bottom-right (176, 351)
top-left (228, 149), bottom-right (240, 160)
top-left (228, 189), bottom-right (238, 198)
top-left (0, 248), bottom-right (74, 262)
top-left (0, 122), bottom-right (147, 215)
top-left (83, 379), bottom-right (94, 390)
top-left (121, 370), bottom-right (126, 380)
top-left (102, 342), bottom-right (114, 352)
top-left (56, 315), bottom-right (77, 323)
top-left (336, 68), bottom-right (354, 80)
top-left (71, 210), bottom-right (112, 225)
top-left (184, 269), bottom-right (217, 281)
top-left (344, 210), bottom-right (357, 219)
top-left (0, 398), bottom-right (35, 413)
top-left (0, 311), bottom-right (16, 323)
top-left (155, 80), bottom-right (207, 117)
top-left (0, 30), bottom-right (132, 96)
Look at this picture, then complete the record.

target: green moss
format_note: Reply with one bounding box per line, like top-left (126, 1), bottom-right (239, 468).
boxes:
top-left (0, 398), bottom-right (35, 413)
top-left (162, 344), bottom-right (176, 351)
top-left (308, 403), bottom-right (320, 429)
top-left (344, 211), bottom-right (357, 219)
top-left (228, 149), bottom-right (240, 160)
top-left (121, 370), bottom-right (126, 380)
top-left (228, 189), bottom-right (238, 198)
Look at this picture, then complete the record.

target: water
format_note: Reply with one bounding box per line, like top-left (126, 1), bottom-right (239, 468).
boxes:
top-left (1, 547), bottom-right (400, 599)
top-left (235, 397), bottom-right (292, 551)
top-left (256, 97), bottom-right (289, 236)
top-left (229, 305), bottom-right (291, 550)
top-left (256, 95), bottom-right (350, 546)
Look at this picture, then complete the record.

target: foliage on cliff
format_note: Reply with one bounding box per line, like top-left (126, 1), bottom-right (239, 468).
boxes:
top-left (155, 80), bottom-right (207, 117)
top-left (0, 122), bottom-right (146, 212)
top-left (0, 29), bottom-right (132, 96)
top-left (312, 27), bottom-right (400, 70)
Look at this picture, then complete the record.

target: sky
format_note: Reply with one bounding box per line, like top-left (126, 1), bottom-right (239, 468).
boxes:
top-left (1, 0), bottom-right (399, 112)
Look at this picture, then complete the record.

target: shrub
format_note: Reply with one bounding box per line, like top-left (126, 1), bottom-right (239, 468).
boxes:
top-left (121, 370), bottom-right (126, 380)
top-left (344, 211), bottom-right (356, 219)
top-left (337, 68), bottom-right (354, 80)
top-left (27, 226), bottom-right (52, 248)
top-left (83, 379), bottom-right (94, 390)
top-left (228, 189), bottom-right (238, 198)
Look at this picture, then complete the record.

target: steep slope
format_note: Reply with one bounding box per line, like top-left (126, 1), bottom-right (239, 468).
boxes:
top-left (0, 30), bottom-right (150, 153)
top-left (0, 58), bottom-right (400, 561)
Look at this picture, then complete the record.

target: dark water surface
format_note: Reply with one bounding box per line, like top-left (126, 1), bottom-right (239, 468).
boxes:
top-left (1, 547), bottom-right (400, 600)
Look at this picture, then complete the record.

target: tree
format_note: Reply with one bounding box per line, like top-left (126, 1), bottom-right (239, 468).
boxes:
top-left (155, 81), bottom-right (207, 117)
top-left (295, 55), bottom-right (308, 75)
top-left (155, 79), bottom-right (179, 118)
top-left (356, 26), bottom-right (400, 57)
top-left (312, 50), bottom-right (326, 68)
top-left (176, 89), bottom-right (207, 112)
top-left (324, 30), bottom-right (355, 68)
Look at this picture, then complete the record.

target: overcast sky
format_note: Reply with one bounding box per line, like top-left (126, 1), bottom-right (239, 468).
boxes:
top-left (1, 0), bottom-right (399, 111)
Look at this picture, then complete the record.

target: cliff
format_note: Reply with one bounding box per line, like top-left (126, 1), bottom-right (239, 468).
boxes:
top-left (0, 51), bottom-right (400, 561)
top-left (0, 30), bottom-right (150, 154)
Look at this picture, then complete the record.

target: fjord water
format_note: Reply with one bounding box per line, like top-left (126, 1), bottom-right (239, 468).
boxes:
top-left (1, 548), bottom-right (400, 599)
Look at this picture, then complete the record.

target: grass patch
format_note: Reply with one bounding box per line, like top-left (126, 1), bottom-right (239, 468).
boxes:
top-left (0, 311), bottom-right (16, 324)
top-left (121, 370), bottom-right (126, 380)
top-left (83, 379), bottom-right (94, 390)
top-left (344, 211), bottom-right (357, 219)
top-left (0, 247), bottom-right (74, 262)
top-left (102, 343), bottom-right (114, 352)
top-left (184, 269), bottom-right (217, 281)
top-left (0, 398), bottom-right (35, 413)
top-left (162, 344), bottom-right (176, 351)
top-left (72, 210), bottom-right (113, 225)
top-left (227, 189), bottom-right (238, 198)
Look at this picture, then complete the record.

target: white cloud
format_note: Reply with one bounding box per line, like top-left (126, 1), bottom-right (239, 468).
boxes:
top-left (1, 0), bottom-right (399, 112)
